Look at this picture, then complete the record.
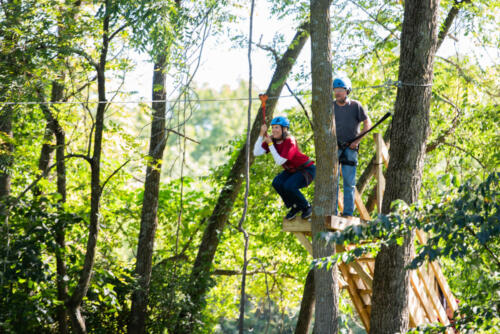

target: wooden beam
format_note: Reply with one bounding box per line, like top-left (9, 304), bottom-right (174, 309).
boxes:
top-left (283, 216), bottom-right (368, 232)
top-left (380, 139), bottom-right (390, 168)
top-left (338, 190), bottom-right (344, 213)
top-left (374, 133), bottom-right (386, 214)
top-left (338, 263), bottom-right (371, 331)
top-left (355, 187), bottom-right (371, 220)
top-left (293, 232), bottom-right (313, 255)
top-left (283, 218), bottom-right (311, 232)
top-left (325, 215), bottom-right (366, 230)
top-left (416, 230), bottom-right (458, 312)
top-left (410, 270), bottom-right (439, 323)
top-left (429, 261), bottom-right (458, 312)
top-left (349, 261), bottom-right (373, 290)
top-left (409, 286), bottom-right (426, 327)
top-left (416, 267), bottom-right (449, 325)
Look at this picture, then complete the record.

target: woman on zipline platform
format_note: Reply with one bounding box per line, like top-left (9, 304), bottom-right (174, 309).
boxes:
top-left (253, 116), bottom-right (316, 220)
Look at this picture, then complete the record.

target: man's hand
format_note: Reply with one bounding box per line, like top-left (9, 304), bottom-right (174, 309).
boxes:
top-left (349, 141), bottom-right (359, 150)
top-left (260, 124), bottom-right (268, 137)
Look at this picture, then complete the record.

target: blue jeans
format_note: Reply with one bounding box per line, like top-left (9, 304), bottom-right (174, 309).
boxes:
top-left (272, 165), bottom-right (316, 210)
top-left (335, 148), bottom-right (358, 216)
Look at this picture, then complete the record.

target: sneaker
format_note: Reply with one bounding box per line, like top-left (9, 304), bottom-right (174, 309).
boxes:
top-left (301, 205), bottom-right (312, 219)
top-left (286, 207), bottom-right (301, 220)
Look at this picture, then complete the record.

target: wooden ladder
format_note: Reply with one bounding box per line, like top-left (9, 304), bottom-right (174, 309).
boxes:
top-left (282, 133), bottom-right (458, 332)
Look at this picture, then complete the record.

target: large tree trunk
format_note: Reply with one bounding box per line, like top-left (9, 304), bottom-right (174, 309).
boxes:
top-left (67, 7), bottom-right (110, 333)
top-left (128, 55), bottom-right (168, 334)
top-left (356, 0), bottom-right (468, 197)
top-left (176, 23), bottom-right (310, 332)
top-left (294, 269), bottom-right (315, 334)
top-left (310, 0), bottom-right (339, 333)
top-left (369, 0), bottom-right (440, 333)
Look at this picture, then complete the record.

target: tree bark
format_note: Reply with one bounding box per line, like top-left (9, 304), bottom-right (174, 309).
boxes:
top-left (37, 92), bottom-right (69, 334)
top-left (0, 107), bottom-right (12, 203)
top-left (369, 0), bottom-right (440, 333)
top-left (37, 4), bottom-right (81, 331)
top-left (310, 0), bottom-right (339, 333)
top-left (356, 0), bottom-right (468, 198)
top-left (128, 55), bottom-right (168, 334)
top-left (294, 269), bottom-right (315, 334)
top-left (176, 23), bottom-right (310, 332)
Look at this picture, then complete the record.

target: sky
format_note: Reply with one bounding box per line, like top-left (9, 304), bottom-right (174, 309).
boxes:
top-left (122, 2), bottom-right (497, 112)
top-left (124, 2), bottom-right (307, 111)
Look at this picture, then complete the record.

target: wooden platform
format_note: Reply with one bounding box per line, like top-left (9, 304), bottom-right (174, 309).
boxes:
top-left (283, 134), bottom-right (457, 332)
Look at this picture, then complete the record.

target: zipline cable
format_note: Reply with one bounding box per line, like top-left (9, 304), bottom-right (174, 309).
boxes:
top-left (0, 79), bottom-right (432, 105)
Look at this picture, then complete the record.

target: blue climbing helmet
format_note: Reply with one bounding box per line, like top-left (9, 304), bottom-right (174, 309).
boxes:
top-left (271, 116), bottom-right (290, 128)
top-left (333, 77), bottom-right (352, 95)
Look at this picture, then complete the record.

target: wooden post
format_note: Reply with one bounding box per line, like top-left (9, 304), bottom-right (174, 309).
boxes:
top-left (374, 133), bottom-right (386, 214)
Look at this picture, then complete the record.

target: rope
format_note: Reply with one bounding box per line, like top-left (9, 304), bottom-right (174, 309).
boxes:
top-left (0, 80), bottom-right (433, 105)
top-left (237, 0), bottom-right (255, 333)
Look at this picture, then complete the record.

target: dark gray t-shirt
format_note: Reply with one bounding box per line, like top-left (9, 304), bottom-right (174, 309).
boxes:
top-left (334, 99), bottom-right (368, 143)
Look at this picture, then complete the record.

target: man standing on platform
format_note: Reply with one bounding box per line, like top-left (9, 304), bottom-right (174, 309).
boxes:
top-left (333, 76), bottom-right (372, 218)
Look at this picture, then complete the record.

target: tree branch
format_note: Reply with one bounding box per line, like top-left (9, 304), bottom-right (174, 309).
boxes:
top-left (167, 128), bottom-right (200, 144)
top-left (67, 47), bottom-right (99, 69)
top-left (285, 82), bottom-right (314, 130)
top-left (437, 0), bottom-right (471, 50)
top-left (442, 142), bottom-right (486, 168)
top-left (426, 93), bottom-right (462, 152)
top-left (101, 159), bottom-right (130, 191)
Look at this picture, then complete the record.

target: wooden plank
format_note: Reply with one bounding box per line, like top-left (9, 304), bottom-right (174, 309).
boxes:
top-left (409, 286), bottom-right (426, 327)
top-left (282, 218), bottom-right (310, 232)
top-left (325, 215), bottom-right (366, 231)
top-left (416, 229), bottom-right (458, 312)
top-left (374, 133), bottom-right (386, 214)
top-left (293, 232), bottom-right (313, 256)
top-left (349, 261), bottom-right (373, 290)
top-left (429, 261), bottom-right (458, 312)
top-left (380, 140), bottom-right (390, 168)
top-left (415, 229), bottom-right (428, 244)
top-left (336, 244), bottom-right (373, 289)
top-left (410, 270), bottom-right (439, 323)
top-left (417, 267), bottom-right (449, 325)
top-left (339, 263), bottom-right (371, 332)
top-left (283, 216), bottom-right (369, 233)
top-left (338, 190), bottom-right (344, 213)
top-left (355, 187), bottom-right (371, 220)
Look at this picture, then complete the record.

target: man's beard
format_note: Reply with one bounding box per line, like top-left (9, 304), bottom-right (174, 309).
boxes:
top-left (336, 96), bottom-right (347, 104)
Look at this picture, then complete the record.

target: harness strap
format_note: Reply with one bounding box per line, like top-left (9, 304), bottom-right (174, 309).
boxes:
top-left (284, 159), bottom-right (313, 173)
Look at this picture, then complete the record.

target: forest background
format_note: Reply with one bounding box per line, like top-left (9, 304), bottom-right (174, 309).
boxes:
top-left (0, 0), bottom-right (498, 333)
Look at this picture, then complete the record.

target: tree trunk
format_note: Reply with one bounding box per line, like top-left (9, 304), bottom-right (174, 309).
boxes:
top-left (294, 269), bottom-right (315, 334)
top-left (369, 0), bottom-right (440, 333)
top-left (355, 0), bottom-right (467, 197)
top-left (0, 106), bottom-right (12, 203)
top-left (37, 89), bottom-right (70, 334)
top-left (67, 7), bottom-right (110, 333)
top-left (310, 0), bottom-right (339, 333)
top-left (176, 23), bottom-right (310, 332)
top-left (128, 55), bottom-right (168, 334)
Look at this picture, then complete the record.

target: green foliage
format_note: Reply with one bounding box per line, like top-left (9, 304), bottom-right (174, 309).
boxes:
top-left (0, 197), bottom-right (81, 332)
top-left (1, 0), bottom-right (498, 332)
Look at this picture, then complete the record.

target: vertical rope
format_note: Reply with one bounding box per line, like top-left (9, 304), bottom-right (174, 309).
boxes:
top-left (237, 0), bottom-right (255, 332)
